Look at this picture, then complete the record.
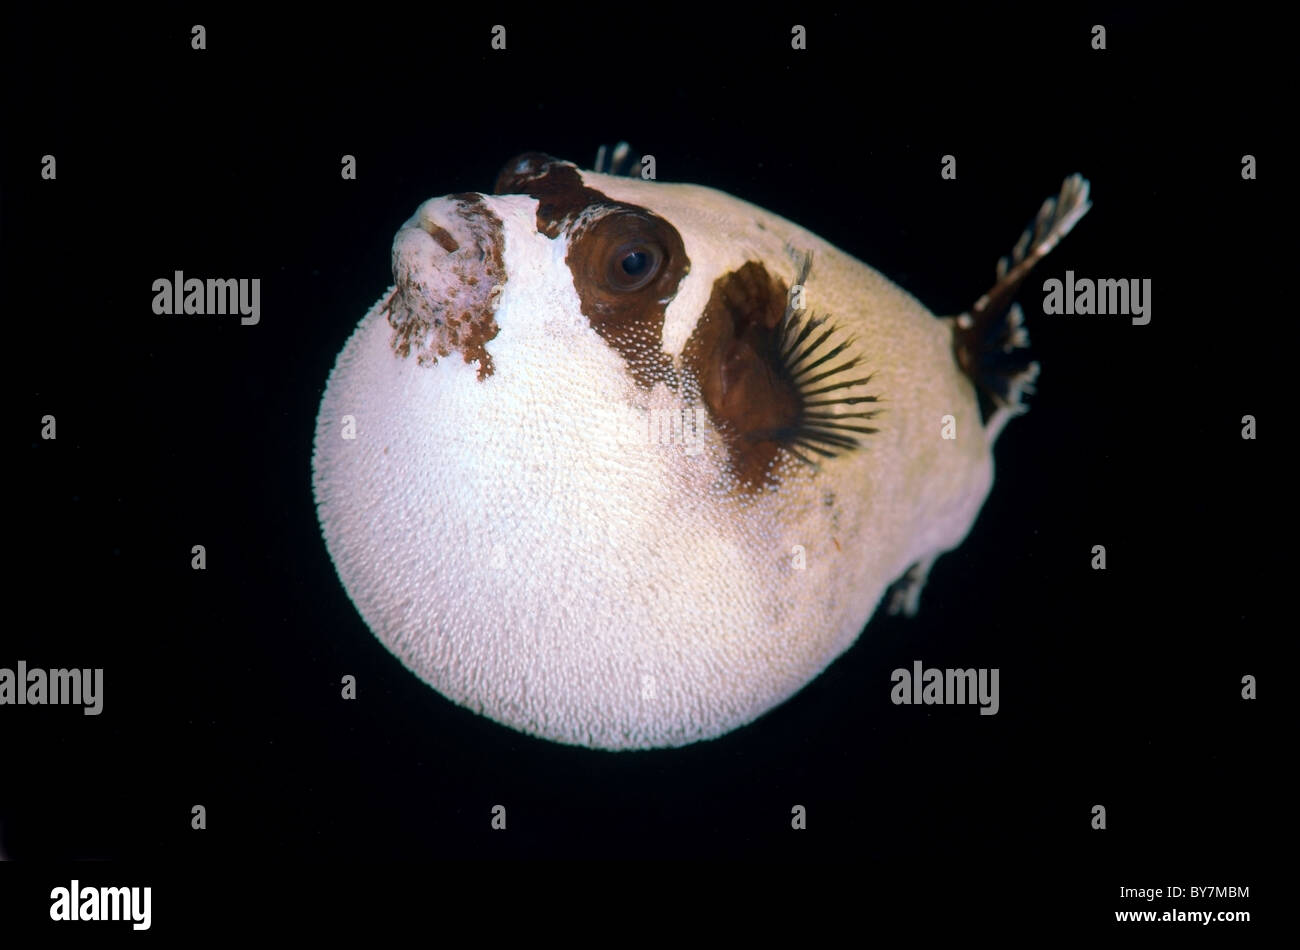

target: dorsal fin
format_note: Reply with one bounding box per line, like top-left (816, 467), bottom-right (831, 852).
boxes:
top-left (592, 141), bottom-right (642, 178)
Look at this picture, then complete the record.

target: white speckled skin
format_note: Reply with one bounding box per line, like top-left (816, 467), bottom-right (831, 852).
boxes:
top-left (312, 167), bottom-right (993, 750)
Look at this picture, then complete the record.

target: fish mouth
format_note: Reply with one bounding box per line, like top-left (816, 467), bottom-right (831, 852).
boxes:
top-left (385, 193), bottom-right (505, 380)
top-left (418, 215), bottom-right (461, 254)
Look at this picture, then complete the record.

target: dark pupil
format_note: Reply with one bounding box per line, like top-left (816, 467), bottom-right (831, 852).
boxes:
top-left (621, 250), bottom-right (648, 276)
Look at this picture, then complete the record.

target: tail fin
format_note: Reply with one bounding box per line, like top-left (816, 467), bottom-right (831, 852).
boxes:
top-left (953, 174), bottom-right (1091, 442)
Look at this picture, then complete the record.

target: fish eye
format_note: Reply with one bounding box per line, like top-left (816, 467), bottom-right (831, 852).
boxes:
top-left (621, 250), bottom-right (649, 276)
top-left (606, 241), bottom-right (663, 292)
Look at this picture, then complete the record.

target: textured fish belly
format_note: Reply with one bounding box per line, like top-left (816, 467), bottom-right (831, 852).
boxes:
top-left (315, 297), bottom-right (845, 748)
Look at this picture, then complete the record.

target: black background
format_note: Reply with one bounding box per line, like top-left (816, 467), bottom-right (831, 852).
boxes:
top-left (2, 6), bottom-right (1281, 932)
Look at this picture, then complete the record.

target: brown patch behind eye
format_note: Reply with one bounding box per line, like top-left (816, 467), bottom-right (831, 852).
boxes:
top-left (682, 261), bottom-right (801, 488)
top-left (683, 260), bottom-right (880, 493)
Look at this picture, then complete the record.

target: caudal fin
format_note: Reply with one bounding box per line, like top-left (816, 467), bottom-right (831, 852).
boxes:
top-left (952, 174), bottom-right (1092, 442)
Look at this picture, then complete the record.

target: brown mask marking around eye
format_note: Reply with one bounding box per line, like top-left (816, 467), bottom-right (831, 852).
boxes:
top-left (682, 259), bottom-right (880, 492)
top-left (495, 152), bottom-right (690, 390)
top-left (495, 153), bottom-right (600, 239)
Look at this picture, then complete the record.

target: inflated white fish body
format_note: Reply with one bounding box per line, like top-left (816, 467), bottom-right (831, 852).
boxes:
top-left (312, 145), bottom-right (1090, 749)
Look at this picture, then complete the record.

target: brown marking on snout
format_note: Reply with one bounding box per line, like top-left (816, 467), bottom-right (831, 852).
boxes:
top-left (495, 152), bottom-right (690, 390)
top-left (388, 193), bottom-right (503, 380)
top-left (682, 261), bottom-right (805, 491)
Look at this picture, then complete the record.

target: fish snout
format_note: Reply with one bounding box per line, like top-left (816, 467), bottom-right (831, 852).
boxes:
top-left (394, 192), bottom-right (501, 270)
top-left (387, 193), bottom-right (506, 378)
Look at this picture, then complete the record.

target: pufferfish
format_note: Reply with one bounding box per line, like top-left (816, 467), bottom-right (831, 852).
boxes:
top-left (312, 143), bottom-right (1090, 750)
